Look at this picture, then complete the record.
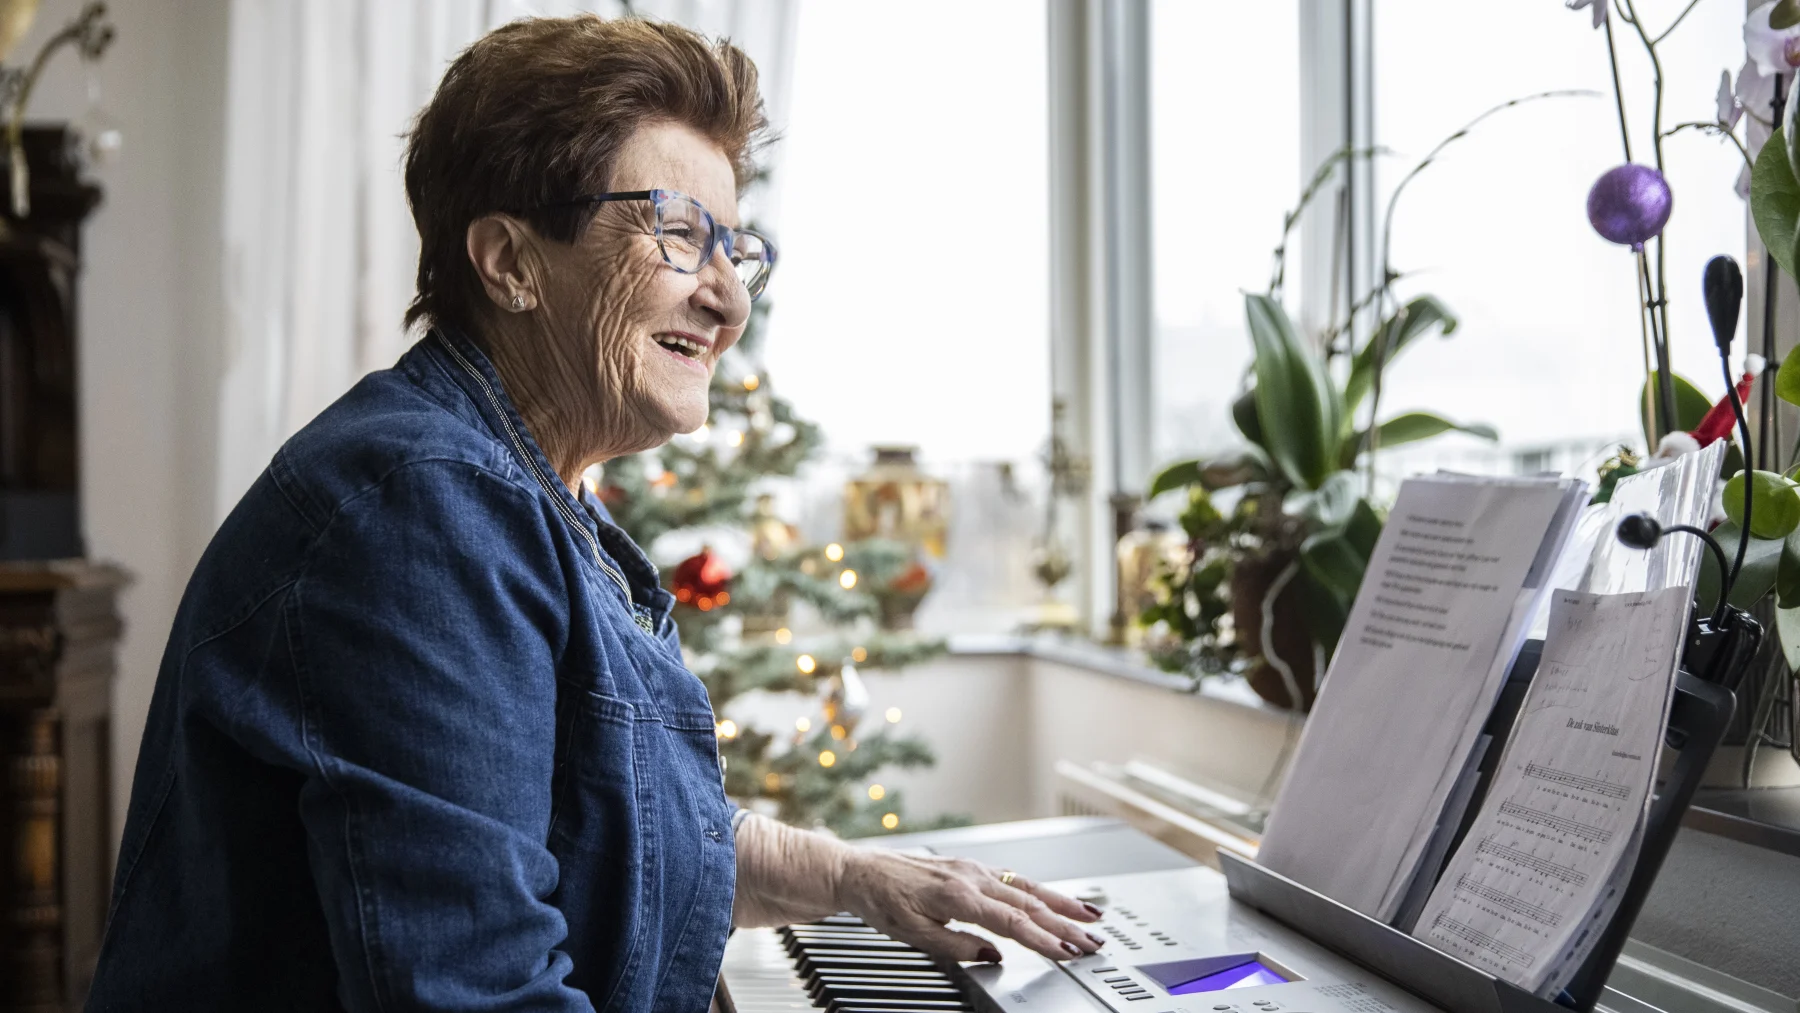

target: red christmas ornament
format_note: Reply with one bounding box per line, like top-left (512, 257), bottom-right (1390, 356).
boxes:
top-left (672, 546), bottom-right (732, 611)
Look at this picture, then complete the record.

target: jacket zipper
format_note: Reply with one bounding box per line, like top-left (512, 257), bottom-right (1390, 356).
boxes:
top-left (439, 338), bottom-right (642, 618)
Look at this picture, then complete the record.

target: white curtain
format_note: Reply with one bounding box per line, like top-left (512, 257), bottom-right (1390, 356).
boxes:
top-left (214, 0), bottom-right (799, 520)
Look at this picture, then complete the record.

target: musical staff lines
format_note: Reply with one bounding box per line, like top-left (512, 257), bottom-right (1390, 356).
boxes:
top-left (1498, 801), bottom-right (1612, 844)
top-left (1523, 763), bottom-right (1629, 800)
top-left (1455, 876), bottom-right (1563, 927)
top-left (1430, 913), bottom-right (1536, 968)
top-left (1475, 838), bottom-right (1587, 886)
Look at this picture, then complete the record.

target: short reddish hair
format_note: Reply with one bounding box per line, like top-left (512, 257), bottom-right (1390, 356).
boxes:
top-left (403, 15), bottom-right (768, 335)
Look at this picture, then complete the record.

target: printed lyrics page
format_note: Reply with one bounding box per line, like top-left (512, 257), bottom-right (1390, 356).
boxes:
top-left (1257, 477), bottom-right (1569, 918)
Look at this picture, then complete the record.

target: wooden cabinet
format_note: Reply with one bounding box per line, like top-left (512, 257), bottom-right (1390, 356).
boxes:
top-left (0, 561), bottom-right (124, 1013)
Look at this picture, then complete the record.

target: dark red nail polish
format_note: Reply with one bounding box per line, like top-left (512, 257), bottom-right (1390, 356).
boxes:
top-left (1082, 902), bottom-right (1103, 918)
top-left (1061, 941), bottom-right (1082, 956)
top-left (977, 947), bottom-right (1002, 963)
top-left (1087, 932), bottom-right (1106, 948)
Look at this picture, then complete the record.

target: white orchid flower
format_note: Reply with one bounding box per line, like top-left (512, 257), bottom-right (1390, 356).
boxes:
top-left (1720, 69), bottom-right (1743, 128)
top-left (1566, 0), bottom-right (1606, 28)
top-left (1747, 1), bottom-right (1800, 74)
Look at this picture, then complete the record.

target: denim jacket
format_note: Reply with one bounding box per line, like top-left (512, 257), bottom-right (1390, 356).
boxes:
top-left (87, 329), bottom-right (738, 1012)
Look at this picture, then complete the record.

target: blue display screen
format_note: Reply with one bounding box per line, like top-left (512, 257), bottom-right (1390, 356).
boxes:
top-left (1164, 959), bottom-right (1289, 994)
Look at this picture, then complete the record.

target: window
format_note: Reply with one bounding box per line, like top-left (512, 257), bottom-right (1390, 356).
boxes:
top-left (1370, 0), bottom-right (1747, 479)
top-left (768, 1), bottom-right (1051, 467)
top-left (1150, 0), bottom-right (1302, 467)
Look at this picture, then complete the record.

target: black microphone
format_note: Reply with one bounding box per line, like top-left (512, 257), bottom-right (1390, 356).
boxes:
top-left (1703, 256), bottom-right (1743, 354)
top-left (1615, 513), bottom-right (1730, 627)
top-left (1702, 255), bottom-right (1751, 603)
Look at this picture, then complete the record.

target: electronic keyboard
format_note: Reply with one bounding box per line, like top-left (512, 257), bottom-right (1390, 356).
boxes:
top-left (718, 866), bottom-right (1445, 1013)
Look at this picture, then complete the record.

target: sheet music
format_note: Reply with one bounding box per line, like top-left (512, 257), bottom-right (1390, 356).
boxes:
top-left (1410, 586), bottom-right (1687, 995)
top-left (1256, 475), bottom-right (1578, 919)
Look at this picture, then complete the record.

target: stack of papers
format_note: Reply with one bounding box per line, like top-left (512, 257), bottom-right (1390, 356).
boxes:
top-left (1410, 444), bottom-right (1721, 997)
top-left (1255, 472), bottom-right (1588, 921)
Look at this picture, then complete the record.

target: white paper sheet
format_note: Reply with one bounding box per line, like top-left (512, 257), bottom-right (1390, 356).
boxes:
top-left (1411, 586), bottom-right (1688, 995)
top-left (1256, 475), bottom-right (1576, 918)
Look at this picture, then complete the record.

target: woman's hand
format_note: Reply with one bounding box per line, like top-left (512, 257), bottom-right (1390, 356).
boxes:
top-left (835, 848), bottom-right (1106, 963)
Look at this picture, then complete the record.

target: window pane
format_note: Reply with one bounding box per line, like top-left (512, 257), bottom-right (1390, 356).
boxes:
top-left (1151, 0), bottom-right (1301, 466)
top-left (769, 0), bottom-right (1049, 466)
top-left (1371, 0), bottom-right (1746, 478)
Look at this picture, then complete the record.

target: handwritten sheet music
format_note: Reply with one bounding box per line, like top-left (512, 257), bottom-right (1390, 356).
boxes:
top-left (1411, 586), bottom-right (1688, 996)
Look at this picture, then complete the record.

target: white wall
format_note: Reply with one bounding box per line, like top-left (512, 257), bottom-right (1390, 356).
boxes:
top-left (18, 0), bottom-right (232, 842)
top-left (721, 649), bottom-right (1295, 831)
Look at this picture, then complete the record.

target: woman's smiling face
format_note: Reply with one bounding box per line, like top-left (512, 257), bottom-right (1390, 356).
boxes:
top-left (535, 119), bottom-right (752, 448)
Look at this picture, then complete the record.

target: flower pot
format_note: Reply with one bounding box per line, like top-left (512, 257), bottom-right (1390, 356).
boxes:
top-left (1229, 549), bottom-right (1318, 711)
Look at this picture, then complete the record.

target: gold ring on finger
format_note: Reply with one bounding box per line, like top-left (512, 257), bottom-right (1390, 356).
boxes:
top-left (999, 869), bottom-right (1017, 886)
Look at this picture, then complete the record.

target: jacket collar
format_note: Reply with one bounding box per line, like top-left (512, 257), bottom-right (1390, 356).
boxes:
top-left (420, 327), bottom-right (674, 621)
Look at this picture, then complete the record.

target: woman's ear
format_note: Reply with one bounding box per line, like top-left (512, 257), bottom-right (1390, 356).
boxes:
top-left (466, 215), bottom-right (540, 312)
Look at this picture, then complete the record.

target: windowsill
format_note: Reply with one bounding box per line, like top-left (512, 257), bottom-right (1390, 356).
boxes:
top-left (945, 632), bottom-right (1287, 717)
top-left (1685, 787), bottom-right (1800, 861)
top-left (946, 634), bottom-right (1800, 865)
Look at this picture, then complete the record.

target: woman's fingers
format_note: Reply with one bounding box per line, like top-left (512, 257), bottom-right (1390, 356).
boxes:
top-left (990, 869), bottom-right (1103, 923)
top-left (979, 876), bottom-right (1106, 956)
top-left (890, 920), bottom-right (1004, 964)
top-left (954, 891), bottom-right (1097, 962)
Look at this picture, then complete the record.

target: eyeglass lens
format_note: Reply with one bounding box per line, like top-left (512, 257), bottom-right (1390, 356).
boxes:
top-left (656, 194), bottom-right (772, 298)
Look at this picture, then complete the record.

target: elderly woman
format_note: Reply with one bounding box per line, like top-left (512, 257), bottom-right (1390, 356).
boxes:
top-left (88, 14), bottom-right (1102, 1013)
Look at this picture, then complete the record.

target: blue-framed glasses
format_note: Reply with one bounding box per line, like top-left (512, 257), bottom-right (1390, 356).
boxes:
top-left (546, 188), bottom-right (776, 301)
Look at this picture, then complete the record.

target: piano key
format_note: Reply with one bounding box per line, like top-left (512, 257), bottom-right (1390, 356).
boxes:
top-left (813, 982), bottom-right (963, 1000)
top-left (797, 955), bottom-right (939, 974)
top-left (785, 927), bottom-right (888, 939)
top-left (784, 942), bottom-right (914, 957)
top-left (824, 1001), bottom-right (967, 1013)
top-left (813, 971), bottom-right (957, 986)
top-left (816, 914), bottom-right (870, 926)
top-left (808, 975), bottom-right (953, 993)
top-left (810, 972), bottom-right (952, 984)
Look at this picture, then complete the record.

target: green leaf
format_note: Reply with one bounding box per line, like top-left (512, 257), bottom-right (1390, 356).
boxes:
top-left (1295, 498), bottom-right (1382, 657)
top-left (1696, 521), bottom-right (1785, 614)
top-left (1147, 460), bottom-right (1201, 500)
top-left (1779, 528), bottom-right (1800, 608)
top-left (1344, 295), bottom-right (1459, 417)
top-left (1232, 388), bottom-right (1264, 448)
top-left (1721, 469), bottom-right (1800, 540)
top-left (1245, 293), bottom-right (1342, 490)
top-left (1752, 126), bottom-right (1800, 283)
top-left (1638, 372), bottom-right (1715, 446)
top-left (1778, 606), bottom-right (1800, 670)
top-left (1147, 452), bottom-right (1269, 499)
top-left (1370, 411), bottom-right (1499, 447)
top-left (1290, 471), bottom-right (1361, 530)
top-left (1777, 352), bottom-right (1800, 409)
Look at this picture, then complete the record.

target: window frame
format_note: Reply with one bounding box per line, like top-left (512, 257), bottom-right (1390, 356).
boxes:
top-left (1045, 0), bottom-right (1371, 637)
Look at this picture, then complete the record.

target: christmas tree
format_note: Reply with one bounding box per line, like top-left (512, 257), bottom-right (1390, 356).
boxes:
top-left (594, 294), bottom-right (954, 838)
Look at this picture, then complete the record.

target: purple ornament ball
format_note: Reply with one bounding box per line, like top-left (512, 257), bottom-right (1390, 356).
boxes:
top-left (1587, 164), bottom-right (1672, 250)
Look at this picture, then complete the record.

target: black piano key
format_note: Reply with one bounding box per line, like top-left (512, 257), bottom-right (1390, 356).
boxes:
top-left (817, 914), bottom-right (869, 926)
top-left (808, 973), bottom-right (954, 989)
top-left (809, 977), bottom-right (955, 1000)
top-left (797, 955), bottom-right (939, 975)
top-left (796, 947), bottom-right (935, 961)
top-left (825, 1001), bottom-right (967, 1013)
top-left (789, 938), bottom-right (920, 957)
top-left (816, 983), bottom-right (962, 1001)
top-left (811, 970), bottom-right (952, 981)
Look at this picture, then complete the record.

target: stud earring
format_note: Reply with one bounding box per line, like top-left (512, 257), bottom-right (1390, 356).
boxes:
top-left (510, 293), bottom-right (525, 312)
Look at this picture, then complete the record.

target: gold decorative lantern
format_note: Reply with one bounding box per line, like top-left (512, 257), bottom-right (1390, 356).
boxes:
top-left (843, 446), bottom-right (949, 558)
